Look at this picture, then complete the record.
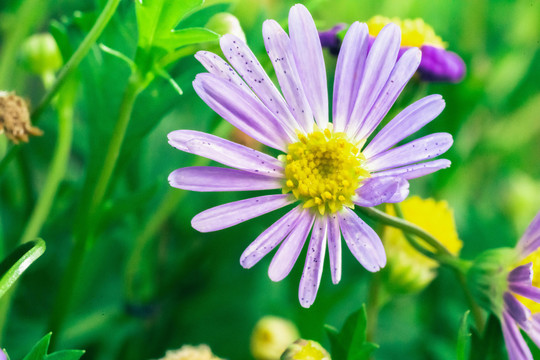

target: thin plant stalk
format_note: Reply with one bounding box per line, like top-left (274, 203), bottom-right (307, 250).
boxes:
top-left (47, 73), bottom-right (144, 348)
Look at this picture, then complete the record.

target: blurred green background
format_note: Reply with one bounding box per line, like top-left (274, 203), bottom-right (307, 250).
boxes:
top-left (0, 0), bottom-right (539, 359)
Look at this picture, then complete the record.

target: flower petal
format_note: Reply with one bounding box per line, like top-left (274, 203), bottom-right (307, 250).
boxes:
top-left (501, 311), bottom-right (534, 360)
top-left (346, 23), bottom-right (401, 139)
top-left (363, 94), bottom-right (446, 159)
top-left (338, 207), bottom-right (386, 271)
top-left (168, 166), bottom-right (282, 192)
top-left (418, 45), bottom-right (466, 83)
top-left (263, 19), bottom-right (313, 134)
top-left (268, 210), bottom-right (314, 282)
top-left (191, 194), bottom-right (293, 232)
top-left (240, 206), bottom-right (304, 269)
top-left (194, 51), bottom-right (253, 92)
top-left (517, 211), bottom-right (540, 259)
top-left (327, 214), bottom-right (342, 284)
top-left (504, 292), bottom-right (532, 331)
top-left (168, 130), bottom-right (283, 178)
top-left (289, 4), bottom-right (328, 128)
top-left (220, 34), bottom-right (298, 138)
top-left (510, 283), bottom-right (540, 303)
top-left (371, 159), bottom-right (451, 180)
top-left (354, 47), bottom-right (422, 140)
top-left (525, 314), bottom-right (540, 349)
top-left (299, 216), bottom-right (327, 308)
top-left (365, 133), bottom-right (453, 172)
top-left (193, 73), bottom-right (290, 151)
top-left (332, 22), bottom-right (369, 132)
top-left (508, 263), bottom-right (534, 285)
top-left (354, 176), bottom-right (410, 207)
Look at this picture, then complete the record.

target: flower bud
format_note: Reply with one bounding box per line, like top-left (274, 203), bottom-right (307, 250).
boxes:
top-left (158, 344), bottom-right (223, 360)
top-left (280, 339), bottom-right (330, 360)
top-left (0, 91), bottom-right (43, 144)
top-left (251, 316), bottom-right (299, 360)
top-left (382, 197), bottom-right (462, 294)
top-left (20, 33), bottom-right (62, 80)
top-left (466, 248), bottom-right (518, 314)
top-left (205, 13), bottom-right (246, 42)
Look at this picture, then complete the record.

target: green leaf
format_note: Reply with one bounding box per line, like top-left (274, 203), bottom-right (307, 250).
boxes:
top-left (324, 306), bottom-right (379, 360)
top-left (469, 314), bottom-right (505, 360)
top-left (45, 350), bottom-right (85, 360)
top-left (457, 311), bottom-right (471, 360)
top-left (153, 27), bottom-right (219, 50)
top-left (0, 239), bottom-right (46, 299)
top-left (22, 333), bottom-right (51, 360)
top-left (135, 0), bottom-right (203, 49)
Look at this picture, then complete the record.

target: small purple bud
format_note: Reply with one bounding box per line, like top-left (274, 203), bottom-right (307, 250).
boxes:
top-left (417, 45), bottom-right (466, 83)
top-left (318, 23), bottom-right (347, 55)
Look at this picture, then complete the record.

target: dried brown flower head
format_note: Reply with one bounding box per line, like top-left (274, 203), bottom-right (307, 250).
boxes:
top-left (0, 91), bottom-right (43, 144)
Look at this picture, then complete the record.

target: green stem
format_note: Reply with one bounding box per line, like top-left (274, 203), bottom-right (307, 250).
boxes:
top-left (124, 120), bottom-right (231, 301)
top-left (456, 271), bottom-right (485, 333)
top-left (21, 91), bottom-right (74, 243)
top-left (365, 272), bottom-right (381, 342)
top-left (47, 73), bottom-right (143, 349)
top-left (0, 0), bottom-right (122, 177)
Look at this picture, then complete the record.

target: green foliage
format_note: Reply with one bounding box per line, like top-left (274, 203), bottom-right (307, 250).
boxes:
top-left (456, 311), bottom-right (470, 360)
top-left (469, 315), bottom-right (506, 360)
top-left (0, 239), bottom-right (45, 299)
top-left (324, 305), bottom-right (379, 360)
top-left (22, 333), bottom-right (84, 360)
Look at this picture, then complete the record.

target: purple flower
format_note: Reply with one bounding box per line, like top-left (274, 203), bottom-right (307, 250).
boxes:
top-left (501, 212), bottom-right (540, 360)
top-left (319, 17), bottom-right (466, 83)
top-left (168, 4), bottom-right (452, 307)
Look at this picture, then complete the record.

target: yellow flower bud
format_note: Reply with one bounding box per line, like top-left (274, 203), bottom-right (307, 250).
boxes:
top-left (382, 196), bottom-right (462, 294)
top-left (158, 344), bottom-right (223, 360)
top-left (251, 316), bottom-right (300, 360)
top-left (280, 339), bottom-right (330, 360)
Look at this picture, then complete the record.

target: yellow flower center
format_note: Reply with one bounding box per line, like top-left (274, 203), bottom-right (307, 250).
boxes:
top-left (282, 128), bottom-right (369, 215)
top-left (292, 341), bottom-right (327, 360)
top-left (366, 15), bottom-right (447, 49)
top-left (515, 247), bottom-right (540, 314)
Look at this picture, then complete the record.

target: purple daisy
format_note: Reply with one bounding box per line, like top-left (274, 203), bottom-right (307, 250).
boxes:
top-left (501, 212), bottom-right (540, 360)
top-left (168, 4), bottom-right (452, 307)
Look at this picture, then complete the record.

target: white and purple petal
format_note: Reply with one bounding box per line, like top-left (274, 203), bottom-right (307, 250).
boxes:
top-left (346, 23), bottom-right (401, 139)
top-left (332, 21), bottom-right (369, 132)
top-left (193, 73), bottom-right (291, 150)
top-left (299, 216), bottom-right (328, 308)
top-left (517, 211), bottom-right (540, 259)
top-left (327, 214), bottom-right (342, 284)
top-left (354, 47), bottom-right (422, 141)
top-left (525, 314), bottom-right (540, 349)
top-left (504, 292), bottom-right (532, 331)
top-left (263, 19), bottom-right (314, 133)
top-left (354, 176), bottom-right (410, 207)
top-left (501, 311), bottom-right (534, 360)
top-left (191, 194), bottom-right (293, 233)
top-left (220, 34), bottom-right (299, 138)
top-left (363, 94), bottom-right (446, 159)
top-left (371, 159), bottom-right (451, 180)
top-left (169, 167), bottom-right (282, 192)
top-left (508, 263), bottom-right (534, 285)
top-left (365, 133), bottom-right (453, 173)
top-left (338, 207), bottom-right (386, 271)
top-left (195, 51), bottom-right (254, 92)
top-left (240, 206), bottom-right (304, 269)
top-left (289, 4), bottom-right (328, 128)
top-left (167, 130), bottom-right (283, 177)
top-left (268, 210), bottom-right (315, 281)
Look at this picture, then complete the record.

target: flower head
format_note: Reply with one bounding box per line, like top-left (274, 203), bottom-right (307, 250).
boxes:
top-left (168, 4), bottom-right (452, 307)
top-left (320, 15), bottom-right (466, 83)
top-left (383, 196), bottom-right (462, 294)
top-left (468, 212), bottom-right (540, 360)
top-left (158, 344), bottom-right (223, 360)
top-left (280, 339), bottom-right (330, 360)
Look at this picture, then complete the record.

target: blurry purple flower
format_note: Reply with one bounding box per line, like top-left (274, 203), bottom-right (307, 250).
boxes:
top-left (168, 4), bottom-right (452, 307)
top-left (501, 212), bottom-right (540, 360)
top-left (319, 16), bottom-right (466, 83)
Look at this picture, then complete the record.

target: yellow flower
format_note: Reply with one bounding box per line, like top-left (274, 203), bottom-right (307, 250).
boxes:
top-left (383, 196), bottom-right (462, 293)
top-left (251, 316), bottom-right (300, 360)
top-left (158, 344), bottom-right (223, 360)
top-left (281, 339), bottom-right (330, 360)
top-left (366, 16), bottom-right (447, 49)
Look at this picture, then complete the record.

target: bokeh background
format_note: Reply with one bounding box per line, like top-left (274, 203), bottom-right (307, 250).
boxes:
top-left (0, 0), bottom-right (539, 359)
